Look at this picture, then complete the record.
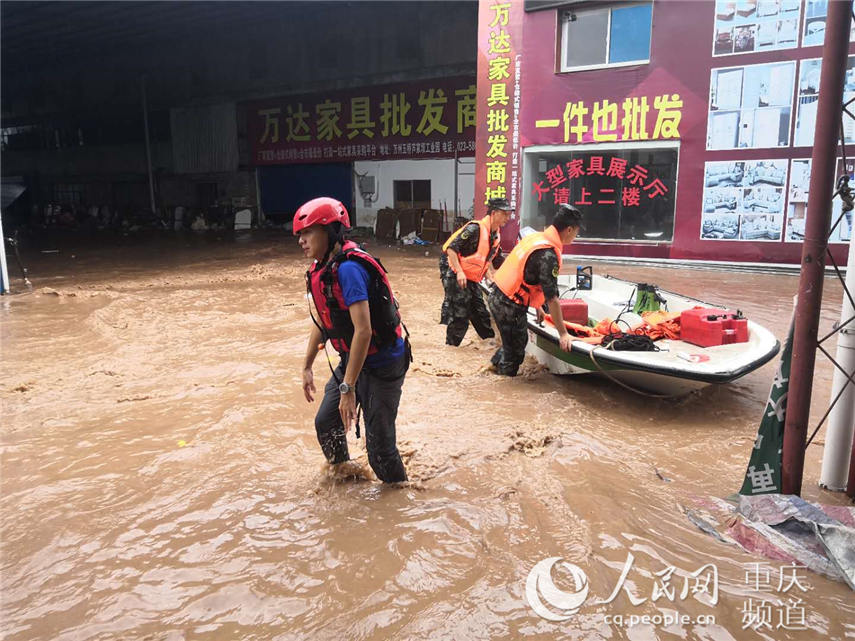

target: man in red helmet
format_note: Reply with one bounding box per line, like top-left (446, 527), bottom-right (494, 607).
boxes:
top-left (295, 197), bottom-right (408, 483)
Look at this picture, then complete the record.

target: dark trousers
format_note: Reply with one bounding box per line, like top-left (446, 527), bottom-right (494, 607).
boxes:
top-left (488, 288), bottom-right (529, 376)
top-left (314, 353), bottom-right (408, 483)
top-left (440, 273), bottom-right (495, 346)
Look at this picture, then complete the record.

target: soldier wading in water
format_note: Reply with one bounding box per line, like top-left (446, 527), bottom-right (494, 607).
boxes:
top-left (439, 197), bottom-right (512, 346)
top-left (488, 204), bottom-right (584, 376)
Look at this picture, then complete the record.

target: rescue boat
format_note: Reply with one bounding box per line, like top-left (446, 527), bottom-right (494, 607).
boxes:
top-left (491, 272), bottom-right (781, 397)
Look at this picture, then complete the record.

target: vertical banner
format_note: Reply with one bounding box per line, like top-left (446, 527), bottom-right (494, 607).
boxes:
top-left (476, 0), bottom-right (523, 244)
top-left (739, 312), bottom-right (794, 495)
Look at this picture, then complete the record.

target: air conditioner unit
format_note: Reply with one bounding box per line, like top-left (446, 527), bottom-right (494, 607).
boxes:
top-left (358, 175), bottom-right (376, 197)
top-left (358, 175), bottom-right (376, 208)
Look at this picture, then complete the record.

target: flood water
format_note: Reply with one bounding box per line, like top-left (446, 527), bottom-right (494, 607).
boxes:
top-left (2, 231), bottom-right (853, 641)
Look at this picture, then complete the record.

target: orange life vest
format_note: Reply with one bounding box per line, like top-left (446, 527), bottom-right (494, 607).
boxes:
top-left (493, 225), bottom-right (564, 309)
top-left (544, 314), bottom-right (604, 345)
top-left (442, 215), bottom-right (499, 282)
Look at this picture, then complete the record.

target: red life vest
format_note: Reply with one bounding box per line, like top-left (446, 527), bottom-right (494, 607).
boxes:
top-left (442, 215), bottom-right (500, 282)
top-left (307, 241), bottom-right (403, 355)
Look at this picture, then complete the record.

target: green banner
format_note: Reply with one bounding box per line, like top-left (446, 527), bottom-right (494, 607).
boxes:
top-left (739, 318), bottom-right (794, 495)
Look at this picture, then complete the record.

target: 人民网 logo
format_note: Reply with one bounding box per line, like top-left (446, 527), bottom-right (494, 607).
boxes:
top-left (525, 557), bottom-right (589, 621)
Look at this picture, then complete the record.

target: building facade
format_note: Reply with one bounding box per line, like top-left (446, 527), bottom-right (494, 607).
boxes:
top-left (476, 0), bottom-right (855, 264)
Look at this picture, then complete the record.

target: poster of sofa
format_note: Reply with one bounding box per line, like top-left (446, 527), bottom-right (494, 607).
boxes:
top-left (707, 62), bottom-right (795, 149)
top-left (712, 0), bottom-right (801, 56)
top-left (795, 56), bottom-right (855, 147)
top-left (743, 159), bottom-right (788, 186)
top-left (703, 161), bottom-right (743, 215)
top-left (704, 161), bottom-right (746, 187)
top-left (802, 0), bottom-right (855, 47)
top-left (701, 213), bottom-right (741, 240)
top-left (785, 158), bottom-right (854, 242)
top-left (739, 214), bottom-right (784, 241)
top-left (703, 187), bottom-right (742, 213)
top-left (703, 160), bottom-right (787, 217)
top-left (743, 186), bottom-right (785, 215)
top-left (702, 160), bottom-right (788, 240)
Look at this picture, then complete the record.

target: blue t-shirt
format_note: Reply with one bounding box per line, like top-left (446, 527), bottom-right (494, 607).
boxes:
top-left (337, 260), bottom-right (405, 368)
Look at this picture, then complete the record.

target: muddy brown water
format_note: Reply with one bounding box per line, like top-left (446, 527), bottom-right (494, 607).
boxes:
top-left (2, 232), bottom-right (853, 640)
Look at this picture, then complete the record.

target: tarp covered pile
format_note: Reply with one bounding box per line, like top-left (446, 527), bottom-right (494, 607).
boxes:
top-left (726, 494), bottom-right (855, 590)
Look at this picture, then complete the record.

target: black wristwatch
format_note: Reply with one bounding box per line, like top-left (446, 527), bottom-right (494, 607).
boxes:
top-left (338, 381), bottom-right (354, 395)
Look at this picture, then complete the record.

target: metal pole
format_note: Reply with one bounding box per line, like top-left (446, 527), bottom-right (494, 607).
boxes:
top-left (820, 233), bottom-right (855, 491)
top-left (141, 75), bottom-right (157, 216)
top-left (782, 0), bottom-right (853, 496)
top-left (0, 212), bottom-right (10, 295)
top-left (255, 168), bottom-right (264, 226)
top-left (454, 148), bottom-right (459, 219)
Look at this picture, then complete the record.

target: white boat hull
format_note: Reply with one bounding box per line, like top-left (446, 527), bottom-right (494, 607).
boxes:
top-left (527, 331), bottom-right (712, 396)
top-left (517, 273), bottom-right (780, 397)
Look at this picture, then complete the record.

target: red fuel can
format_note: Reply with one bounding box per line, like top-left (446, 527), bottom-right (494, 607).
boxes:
top-left (559, 298), bottom-right (589, 325)
top-left (680, 307), bottom-right (749, 347)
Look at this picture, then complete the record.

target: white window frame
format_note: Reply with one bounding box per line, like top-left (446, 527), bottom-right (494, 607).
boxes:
top-left (559, 1), bottom-right (653, 73)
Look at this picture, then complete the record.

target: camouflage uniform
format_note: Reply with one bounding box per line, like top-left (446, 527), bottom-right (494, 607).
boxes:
top-left (439, 222), bottom-right (504, 346)
top-left (488, 248), bottom-right (560, 376)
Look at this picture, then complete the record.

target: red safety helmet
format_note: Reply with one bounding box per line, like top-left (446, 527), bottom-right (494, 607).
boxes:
top-left (293, 197), bottom-right (351, 234)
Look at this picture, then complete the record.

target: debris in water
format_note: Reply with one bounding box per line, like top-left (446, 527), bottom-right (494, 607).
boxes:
top-left (117, 395), bottom-right (152, 403)
top-left (508, 428), bottom-right (556, 458)
top-left (411, 363), bottom-right (461, 378)
top-left (654, 467), bottom-right (672, 482)
top-left (682, 505), bottom-right (728, 543)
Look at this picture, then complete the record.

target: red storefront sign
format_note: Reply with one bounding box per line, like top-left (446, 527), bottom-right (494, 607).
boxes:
top-left (246, 77), bottom-right (476, 165)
